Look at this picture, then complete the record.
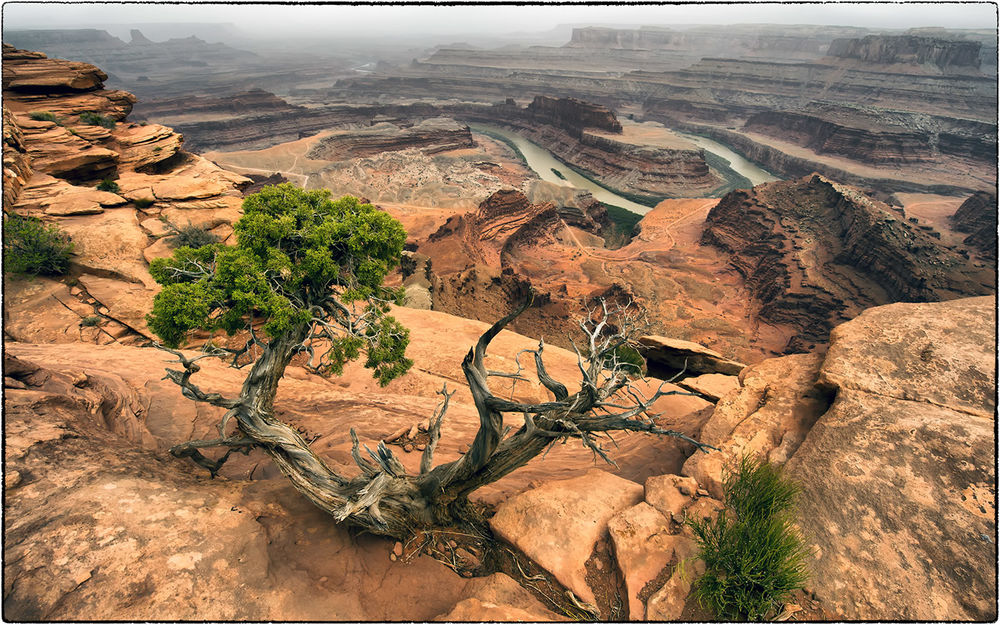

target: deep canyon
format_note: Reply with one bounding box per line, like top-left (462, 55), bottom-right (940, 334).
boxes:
top-left (2, 13), bottom-right (996, 623)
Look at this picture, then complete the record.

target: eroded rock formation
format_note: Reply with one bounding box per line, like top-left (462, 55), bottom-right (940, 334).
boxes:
top-left (305, 118), bottom-right (473, 161)
top-left (3, 45), bottom-right (250, 342)
top-left (702, 174), bottom-right (994, 348)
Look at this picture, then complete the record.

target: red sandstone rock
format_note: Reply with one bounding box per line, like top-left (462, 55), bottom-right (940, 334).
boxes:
top-left (681, 352), bottom-right (828, 498)
top-left (786, 296), bottom-right (996, 620)
top-left (489, 469), bottom-right (644, 606)
top-left (607, 502), bottom-right (674, 619)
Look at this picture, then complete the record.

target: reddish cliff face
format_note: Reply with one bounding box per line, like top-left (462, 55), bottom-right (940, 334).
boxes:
top-left (827, 35), bottom-right (982, 70)
top-left (702, 174), bottom-right (994, 349)
top-left (526, 95), bottom-right (623, 136)
top-left (950, 190), bottom-right (998, 261)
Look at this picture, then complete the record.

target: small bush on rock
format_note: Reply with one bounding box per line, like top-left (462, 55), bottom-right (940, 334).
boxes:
top-left (79, 111), bottom-right (116, 129)
top-left (168, 224), bottom-right (220, 249)
top-left (29, 111), bottom-right (58, 123)
top-left (97, 178), bottom-right (120, 193)
top-left (3, 213), bottom-right (74, 276)
top-left (134, 197), bottom-right (155, 209)
top-left (687, 455), bottom-right (810, 621)
top-left (81, 315), bottom-right (101, 327)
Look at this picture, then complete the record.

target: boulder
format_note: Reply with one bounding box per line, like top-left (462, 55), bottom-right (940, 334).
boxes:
top-left (115, 123), bottom-right (183, 169)
top-left (786, 297), bottom-right (996, 620)
top-left (682, 353), bottom-right (828, 498)
top-left (677, 372), bottom-right (740, 402)
top-left (644, 474), bottom-right (698, 518)
top-left (58, 209), bottom-right (154, 288)
top-left (607, 502), bottom-right (674, 619)
top-left (644, 534), bottom-right (702, 620)
top-left (434, 573), bottom-right (565, 621)
top-left (637, 335), bottom-right (746, 376)
top-left (152, 176), bottom-right (230, 201)
top-left (489, 469), bottom-right (644, 606)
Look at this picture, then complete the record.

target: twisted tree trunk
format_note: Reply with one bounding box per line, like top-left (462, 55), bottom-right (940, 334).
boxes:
top-left (163, 298), bottom-right (712, 540)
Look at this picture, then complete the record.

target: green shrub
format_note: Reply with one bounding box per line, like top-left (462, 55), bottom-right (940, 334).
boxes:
top-left (79, 111), bottom-right (116, 129)
top-left (81, 315), bottom-right (101, 327)
top-left (97, 178), bottom-right (120, 193)
top-left (169, 224), bottom-right (220, 249)
top-left (3, 213), bottom-right (74, 276)
top-left (134, 197), bottom-right (155, 209)
top-left (687, 455), bottom-right (810, 621)
top-left (603, 343), bottom-right (645, 375)
top-left (29, 111), bottom-right (58, 123)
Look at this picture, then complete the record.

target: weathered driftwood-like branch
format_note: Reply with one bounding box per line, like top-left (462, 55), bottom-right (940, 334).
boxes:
top-left (163, 294), bottom-right (714, 538)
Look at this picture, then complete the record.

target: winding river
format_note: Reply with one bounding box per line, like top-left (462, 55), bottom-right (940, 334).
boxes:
top-left (673, 132), bottom-right (778, 186)
top-left (470, 123), bottom-right (778, 216)
top-left (470, 123), bottom-right (654, 215)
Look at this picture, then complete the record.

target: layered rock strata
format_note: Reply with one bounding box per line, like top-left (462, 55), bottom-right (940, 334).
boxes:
top-left (702, 174), bottom-right (994, 348)
top-left (826, 34), bottom-right (982, 70)
top-left (305, 118), bottom-right (473, 160)
top-left (3, 45), bottom-right (249, 342)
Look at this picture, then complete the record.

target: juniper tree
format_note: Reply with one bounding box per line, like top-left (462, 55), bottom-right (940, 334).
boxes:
top-left (151, 183), bottom-right (711, 540)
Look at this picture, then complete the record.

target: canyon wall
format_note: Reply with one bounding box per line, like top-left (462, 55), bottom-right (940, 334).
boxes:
top-left (826, 34), bottom-right (982, 70)
top-left (525, 95), bottom-right (622, 136)
top-left (701, 174), bottom-right (994, 349)
top-left (950, 190), bottom-right (998, 261)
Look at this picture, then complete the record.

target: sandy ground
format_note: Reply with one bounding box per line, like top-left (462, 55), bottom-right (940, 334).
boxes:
top-left (587, 120), bottom-right (697, 151)
top-left (893, 192), bottom-right (970, 248)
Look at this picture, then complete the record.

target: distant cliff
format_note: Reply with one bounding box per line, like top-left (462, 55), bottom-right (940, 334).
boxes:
top-left (827, 35), bottom-right (982, 70)
top-left (526, 95), bottom-right (622, 136)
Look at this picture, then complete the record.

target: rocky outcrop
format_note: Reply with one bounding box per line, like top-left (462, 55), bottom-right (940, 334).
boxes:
top-left (2, 46), bottom-right (249, 344)
top-left (133, 88), bottom-right (299, 121)
top-left (681, 352), bottom-right (830, 498)
top-left (3, 106), bottom-right (32, 205)
top-left (702, 174), bottom-right (994, 348)
top-left (827, 34), bottom-right (982, 70)
top-left (786, 296), bottom-right (996, 620)
top-left (490, 469), bottom-right (644, 608)
top-left (637, 336), bottom-right (746, 377)
top-left (744, 111), bottom-right (934, 164)
top-left (950, 190), bottom-right (997, 261)
top-left (305, 118), bottom-right (473, 161)
top-left (525, 95), bottom-right (622, 136)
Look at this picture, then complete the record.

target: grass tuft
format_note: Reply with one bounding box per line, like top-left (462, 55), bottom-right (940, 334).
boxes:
top-left (97, 178), bottom-right (120, 194)
top-left (687, 455), bottom-right (811, 621)
top-left (29, 111), bottom-right (59, 123)
top-left (79, 111), bottom-right (116, 129)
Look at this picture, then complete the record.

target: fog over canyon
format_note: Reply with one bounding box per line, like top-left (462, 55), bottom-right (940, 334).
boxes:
top-left (2, 4), bottom-right (996, 622)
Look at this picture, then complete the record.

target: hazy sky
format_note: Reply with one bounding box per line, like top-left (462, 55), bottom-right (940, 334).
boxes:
top-left (4, 1), bottom-right (997, 37)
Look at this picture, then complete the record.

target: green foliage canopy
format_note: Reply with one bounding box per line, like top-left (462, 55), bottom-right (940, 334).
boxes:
top-left (147, 184), bottom-right (412, 385)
